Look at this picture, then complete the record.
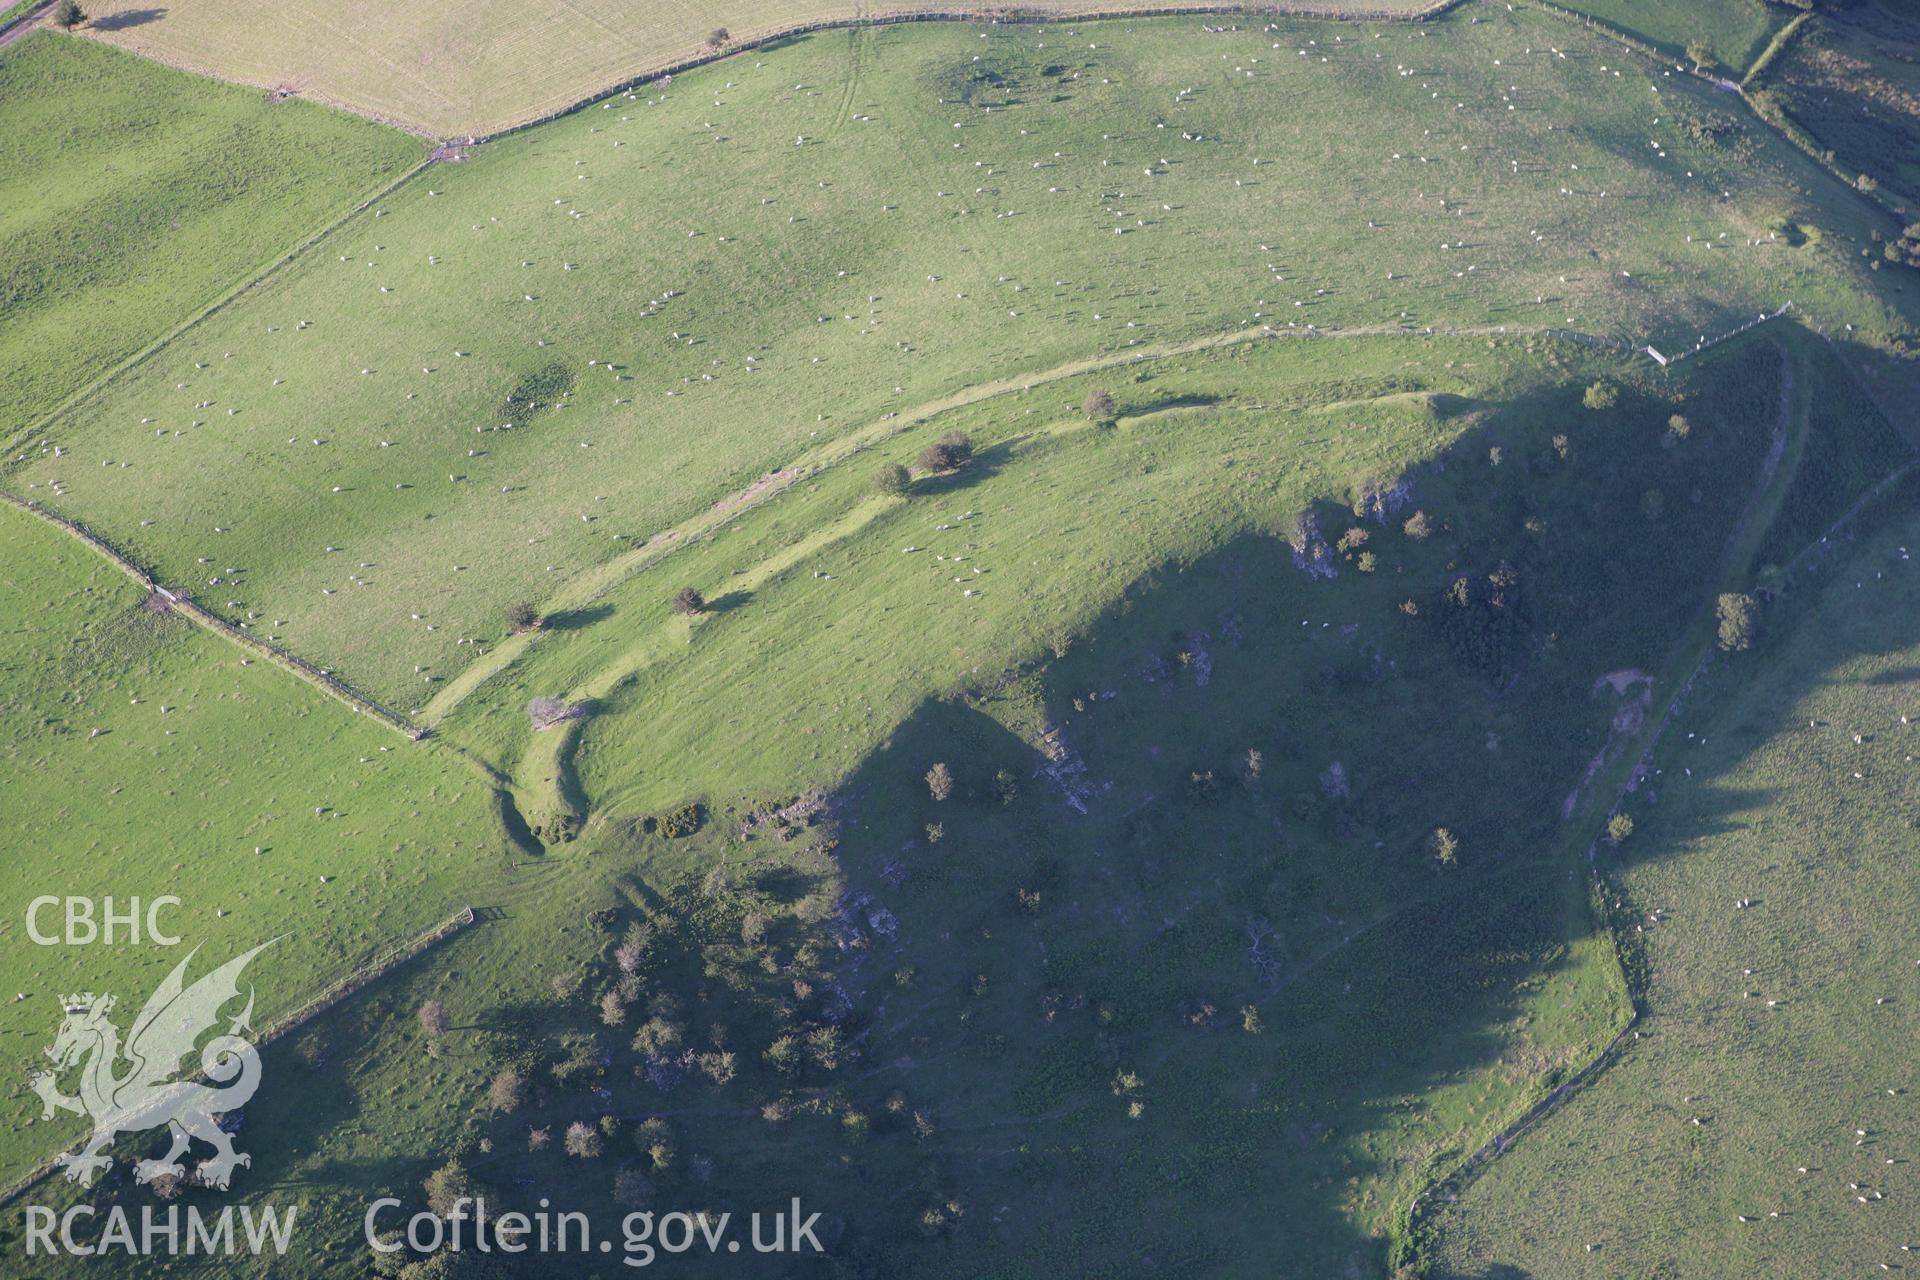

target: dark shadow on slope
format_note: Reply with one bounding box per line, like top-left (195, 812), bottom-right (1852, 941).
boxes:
top-left (109, 331), bottom-right (1913, 1280)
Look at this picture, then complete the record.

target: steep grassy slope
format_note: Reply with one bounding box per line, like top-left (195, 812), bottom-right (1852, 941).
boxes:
top-left (0, 508), bottom-right (505, 1186)
top-left (1430, 494), bottom-right (1920, 1279)
top-left (0, 33), bottom-right (425, 434)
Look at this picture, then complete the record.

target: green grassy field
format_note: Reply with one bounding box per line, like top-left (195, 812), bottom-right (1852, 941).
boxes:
top-left (10, 11), bottom-right (1912, 712)
top-left (3, 7), bottom-right (1919, 1276)
top-left (0, 32), bottom-right (425, 435)
top-left (1551, 0), bottom-right (1785, 75)
top-left (1429, 488), bottom-right (1920, 1279)
top-left (0, 508), bottom-right (506, 1188)
top-left (5, 322), bottom-right (1837, 1276)
top-left (71, 0), bottom-right (1442, 138)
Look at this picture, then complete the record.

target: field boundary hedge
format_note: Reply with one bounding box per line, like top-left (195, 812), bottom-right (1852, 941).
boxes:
top-left (0, 904), bottom-right (476, 1209)
top-left (0, 492), bottom-right (429, 739)
top-left (466, 0), bottom-right (1471, 143)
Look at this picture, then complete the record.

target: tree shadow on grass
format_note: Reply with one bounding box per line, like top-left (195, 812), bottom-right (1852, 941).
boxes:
top-left (908, 440), bottom-right (1012, 498)
top-left (88, 8), bottom-right (166, 31)
top-left (540, 603), bottom-right (612, 631)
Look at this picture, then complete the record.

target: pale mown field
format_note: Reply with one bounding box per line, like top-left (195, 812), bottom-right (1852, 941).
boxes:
top-left (76, 0), bottom-right (1441, 137)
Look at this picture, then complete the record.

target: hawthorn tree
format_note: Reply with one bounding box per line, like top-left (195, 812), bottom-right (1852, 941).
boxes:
top-left (872, 462), bottom-right (912, 497)
top-left (487, 1067), bottom-right (525, 1113)
top-left (916, 431), bottom-right (973, 472)
top-left (423, 1158), bottom-right (472, 1217)
top-left (417, 1000), bottom-right (449, 1038)
top-left (1716, 592), bottom-right (1757, 652)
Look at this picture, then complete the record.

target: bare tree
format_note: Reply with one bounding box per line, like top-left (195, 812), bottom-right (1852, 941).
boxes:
top-left (417, 1000), bottom-right (449, 1038)
top-left (528, 695), bottom-right (572, 729)
top-left (925, 762), bottom-right (954, 801)
top-left (488, 1067), bottom-right (525, 1113)
top-left (916, 431), bottom-right (973, 473)
top-left (564, 1121), bottom-right (603, 1158)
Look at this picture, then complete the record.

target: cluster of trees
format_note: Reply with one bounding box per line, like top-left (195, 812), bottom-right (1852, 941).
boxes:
top-left (873, 430), bottom-right (975, 496)
top-left (1886, 224), bottom-right (1920, 271)
top-left (1436, 561), bottom-right (1532, 680)
top-left (1716, 592), bottom-right (1758, 652)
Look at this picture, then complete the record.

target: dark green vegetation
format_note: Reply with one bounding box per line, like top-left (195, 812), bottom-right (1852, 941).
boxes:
top-left (0, 33), bottom-right (425, 433)
top-left (1750, 339), bottom-right (1910, 570)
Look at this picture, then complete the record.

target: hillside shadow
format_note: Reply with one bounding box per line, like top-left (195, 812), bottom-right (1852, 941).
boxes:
top-left (1423, 342), bottom-right (1920, 1276)
top-left (795, 338), bottom-right (1858, 1272)
top-left (811, 515), bottom-right (1616, 1272)
top-left (85, 331), bottom-right (1909, 1276)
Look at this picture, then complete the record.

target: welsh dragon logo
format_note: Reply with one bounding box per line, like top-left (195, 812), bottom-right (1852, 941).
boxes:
top-left (28, 942), bottom-right (272, 1190)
